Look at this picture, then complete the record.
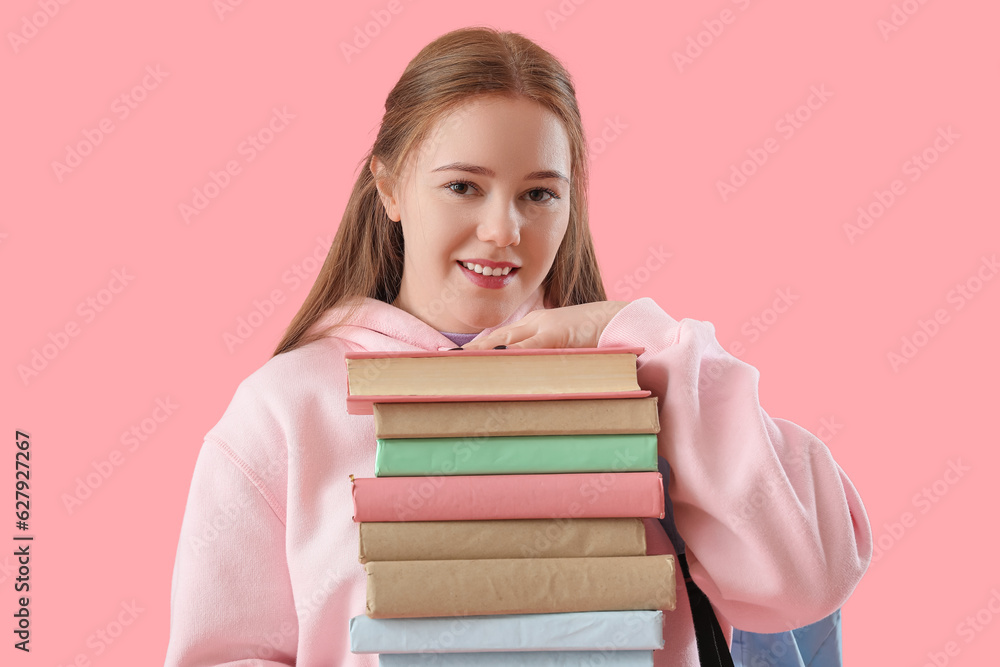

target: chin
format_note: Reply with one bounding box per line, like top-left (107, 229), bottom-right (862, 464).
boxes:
top-left (455, 301), bottom-right (513, 330)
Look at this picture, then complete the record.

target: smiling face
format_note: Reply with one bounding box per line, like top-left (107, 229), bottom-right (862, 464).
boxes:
top-left (371, 95), bottom-right (573, 333)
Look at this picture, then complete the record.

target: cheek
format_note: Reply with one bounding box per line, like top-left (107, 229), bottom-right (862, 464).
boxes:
top-left (529, 218), bottom-right (569, 256)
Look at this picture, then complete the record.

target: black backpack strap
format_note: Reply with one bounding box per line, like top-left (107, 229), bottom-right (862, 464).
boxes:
top-left (679, 551), bottom-right (735, 667)
top-left (658, 457), bottom-right (735, 667)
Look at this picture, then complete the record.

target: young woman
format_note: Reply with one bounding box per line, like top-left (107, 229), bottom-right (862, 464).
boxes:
top-left (165, 26), bottom-right (872, 666)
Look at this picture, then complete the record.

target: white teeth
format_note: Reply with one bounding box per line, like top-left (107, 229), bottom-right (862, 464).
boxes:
top-left (462, 262), bottom-right (513, 276)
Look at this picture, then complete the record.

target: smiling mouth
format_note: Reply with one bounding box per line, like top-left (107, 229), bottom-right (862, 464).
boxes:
top-left (456, 261), bottom-right (519, 277)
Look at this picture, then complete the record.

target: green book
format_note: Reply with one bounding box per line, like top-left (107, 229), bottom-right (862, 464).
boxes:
top-left (374, 433), bottom-right (658, 476)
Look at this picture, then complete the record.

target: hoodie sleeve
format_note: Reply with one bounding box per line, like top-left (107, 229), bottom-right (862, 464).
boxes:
top-left (598, 297), bottom-right (872, 633)
top-left (164, 437), bottom-right (298, 665)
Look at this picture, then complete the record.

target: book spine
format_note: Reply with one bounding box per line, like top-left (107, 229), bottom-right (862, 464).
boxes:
top-left (348, 610), bottom-right (666, 653)
top-left (373, 397), bottom-right (660, 439)
top-left (364, 555), bottom-right (676, 619)
top-left (358, 518), bottom-right (647, 562)
top-left (351, 472), bottom-right (665, 522)
top-left (347, 353), bottom-right (640, 396)
top-left (347, 390), bottom-right (652, 416)
top-left (374, 433), bottom-right (658, 477)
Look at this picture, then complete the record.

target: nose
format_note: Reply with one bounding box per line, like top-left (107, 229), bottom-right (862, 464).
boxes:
top-left (477, 200), bottom-right (521, 247)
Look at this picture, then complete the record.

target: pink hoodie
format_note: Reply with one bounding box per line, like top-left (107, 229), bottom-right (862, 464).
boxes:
top-left (164, 288), bottom-right (872, 666)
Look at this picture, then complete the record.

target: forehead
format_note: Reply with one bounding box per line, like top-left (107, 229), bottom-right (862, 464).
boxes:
top-left (414, 96), bottom-right (572, 174)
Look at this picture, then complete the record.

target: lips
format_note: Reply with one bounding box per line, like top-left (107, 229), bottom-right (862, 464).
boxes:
top-left (456, 261), bottom-right (518, 288)
top-left (456, 260), bottom-right (519, 276)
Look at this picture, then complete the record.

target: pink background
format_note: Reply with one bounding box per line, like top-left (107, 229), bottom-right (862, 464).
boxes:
top-left (4, 0), bottom-right (998, 664)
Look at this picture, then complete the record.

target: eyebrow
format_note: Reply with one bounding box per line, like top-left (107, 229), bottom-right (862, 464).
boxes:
top-left (431, 162), bottom-right (569, 184)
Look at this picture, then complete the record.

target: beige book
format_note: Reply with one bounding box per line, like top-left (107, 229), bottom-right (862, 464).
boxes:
top-left (373, 396), bottom-right (660, 438)
top-left (364, 555), bottom-right (676, 618)
top-left (346, 350), bottom-right (641, 397)
top-left (359, 518), bottom-right (647, 562)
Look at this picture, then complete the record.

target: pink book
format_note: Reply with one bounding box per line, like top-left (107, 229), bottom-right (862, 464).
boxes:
top-left (350, 472), bottom-right (665, 522)
top-left (344, 346), bottom-right (651, 415)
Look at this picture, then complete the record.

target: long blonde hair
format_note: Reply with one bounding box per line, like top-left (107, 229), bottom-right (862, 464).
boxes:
top-left (273, 26), bottom-right (607, 357)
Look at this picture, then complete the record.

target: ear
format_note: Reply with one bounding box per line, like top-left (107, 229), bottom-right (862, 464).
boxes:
top-left (370, 155), bottom-right (401, 222)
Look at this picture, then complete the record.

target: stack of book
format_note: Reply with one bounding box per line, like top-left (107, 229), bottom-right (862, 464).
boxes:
top-left (345, 347), bottom-right (676, 666)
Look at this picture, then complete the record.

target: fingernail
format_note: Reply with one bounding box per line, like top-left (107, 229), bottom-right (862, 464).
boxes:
top-left (493, 345), bottom-right (507, 349)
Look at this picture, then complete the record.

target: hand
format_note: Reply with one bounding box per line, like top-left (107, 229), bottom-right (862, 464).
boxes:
top-left (462, 301), bottom-right (631, 350)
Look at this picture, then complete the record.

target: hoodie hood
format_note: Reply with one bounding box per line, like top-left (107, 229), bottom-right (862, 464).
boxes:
top-left (303, 285), bottom-right (548, 353)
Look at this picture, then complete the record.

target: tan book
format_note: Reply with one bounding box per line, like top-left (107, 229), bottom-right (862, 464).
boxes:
top-left (345, 347), bottom-right (644, 397)
top-left (373, 396), bottom-right (660, 439)
top-left (364, 555), bottom-right (675, 618)
top-left (358, 518), bottom-right (647, 562)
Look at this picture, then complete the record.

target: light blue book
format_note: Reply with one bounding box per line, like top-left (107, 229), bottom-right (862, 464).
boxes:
top-left (350, 611), bottom-right (664, 654)
top-left (380, 650), bottom-right (654, 666)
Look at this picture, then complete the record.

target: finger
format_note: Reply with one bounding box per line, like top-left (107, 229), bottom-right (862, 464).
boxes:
top-left (494, 323), bottom-right (539, 346)
top-left (503, 333), bottom-right (551, 350)
top-left (460, 329), bottom-right (501, 349)
top-left (461, 334), bottom-right (497, 350)
top-left (466, 323), bottom-right (532, 349)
